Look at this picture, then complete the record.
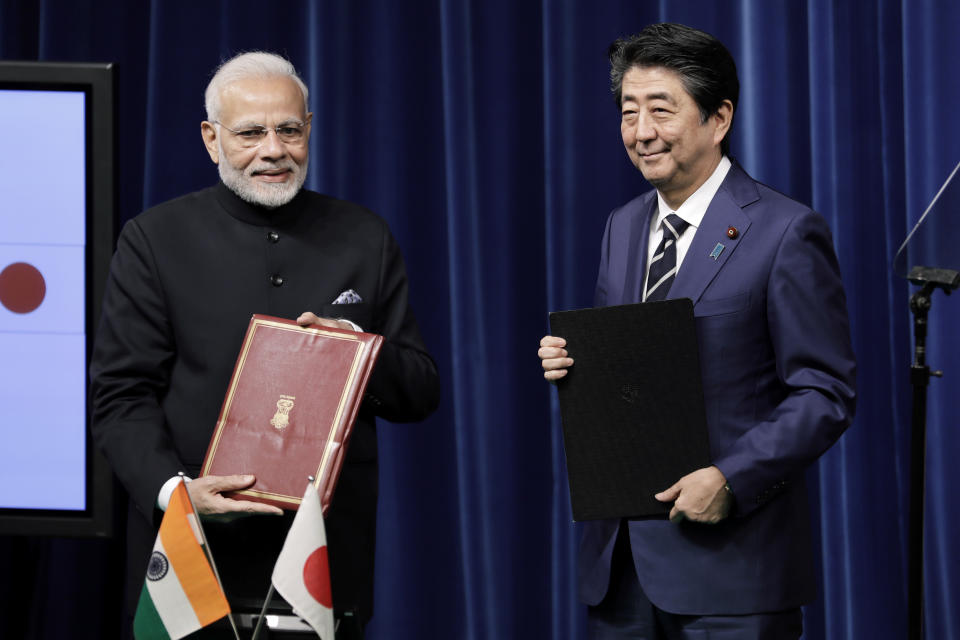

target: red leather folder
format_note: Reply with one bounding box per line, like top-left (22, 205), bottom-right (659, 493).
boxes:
top-left (200, 314), bottom-right (383, 513)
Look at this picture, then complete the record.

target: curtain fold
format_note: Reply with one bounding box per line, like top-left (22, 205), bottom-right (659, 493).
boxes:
top-left (1, 1), bottom-right (958, 638)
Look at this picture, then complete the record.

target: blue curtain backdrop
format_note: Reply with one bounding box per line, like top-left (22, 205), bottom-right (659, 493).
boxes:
top-left (1, 1), bottom-right (958, 638)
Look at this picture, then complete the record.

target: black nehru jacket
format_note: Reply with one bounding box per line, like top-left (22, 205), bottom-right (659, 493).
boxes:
top-left (90, 181), bottom-right (440, 623)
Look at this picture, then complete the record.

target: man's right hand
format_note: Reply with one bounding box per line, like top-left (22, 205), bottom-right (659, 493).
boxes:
top-left (187, 474), bottom-right (284, 516)
top-left (539, 335), bottom-right (574, 381)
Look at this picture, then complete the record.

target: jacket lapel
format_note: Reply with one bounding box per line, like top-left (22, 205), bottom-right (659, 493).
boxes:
top-left (668, 163), bottom-right (759, 305)
top-left (623, 196), bottom-right (658, 305)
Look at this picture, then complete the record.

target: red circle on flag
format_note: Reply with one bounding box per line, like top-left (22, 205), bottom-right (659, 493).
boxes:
top-left (303, 546), bottom-right (332, 608)
top-left (0, 262), bottom-right (46, 314)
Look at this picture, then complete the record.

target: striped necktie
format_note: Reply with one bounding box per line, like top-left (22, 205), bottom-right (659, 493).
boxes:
top-left (644, 213), bottom-right (690, 302)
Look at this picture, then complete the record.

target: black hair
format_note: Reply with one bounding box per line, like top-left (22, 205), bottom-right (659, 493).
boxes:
top-left (608, 23), bottom-right (739, 155)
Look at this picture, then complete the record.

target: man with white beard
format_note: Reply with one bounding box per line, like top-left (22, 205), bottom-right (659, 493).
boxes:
top-left (91, 51), bottom-right (439, 639)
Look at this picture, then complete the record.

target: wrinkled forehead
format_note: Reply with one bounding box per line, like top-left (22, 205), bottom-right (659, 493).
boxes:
top-left (218, 75), bottom-right (307, 124)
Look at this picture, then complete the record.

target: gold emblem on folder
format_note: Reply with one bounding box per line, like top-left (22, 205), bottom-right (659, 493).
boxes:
top-left (270, 395), bottom-right (296, 431)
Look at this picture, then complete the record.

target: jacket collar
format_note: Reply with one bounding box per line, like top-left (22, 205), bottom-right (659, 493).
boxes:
top-left (667, 159), bottom-right (757, 305)
top-left (624, 159), bottom-right (758, 306)
top-left (213, 180), bottom-right (310, 227)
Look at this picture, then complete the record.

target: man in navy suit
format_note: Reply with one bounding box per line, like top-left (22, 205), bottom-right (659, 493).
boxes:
top-left (539, 23), bottom-right (856, 638)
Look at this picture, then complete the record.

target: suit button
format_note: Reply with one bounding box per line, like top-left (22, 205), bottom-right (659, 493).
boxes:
top-left (267, 231), bottom-right (279, 243)
top-left (270, 274), bottom-right (284, 287)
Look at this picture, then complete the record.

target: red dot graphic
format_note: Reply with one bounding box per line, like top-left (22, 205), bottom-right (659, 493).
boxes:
top-left (302, 546), bottom-right (332, 608)
top-left (0, 262), bottom-right (46, 314)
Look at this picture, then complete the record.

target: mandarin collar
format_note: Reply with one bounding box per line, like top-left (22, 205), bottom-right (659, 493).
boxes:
top-left (213, 181), bottom-right (308, 227)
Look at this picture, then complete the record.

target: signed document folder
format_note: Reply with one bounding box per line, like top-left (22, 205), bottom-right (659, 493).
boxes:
top-left (200, 314), bottom-right (383, 513)
top-left (548, 300), bottom-right (711, 520)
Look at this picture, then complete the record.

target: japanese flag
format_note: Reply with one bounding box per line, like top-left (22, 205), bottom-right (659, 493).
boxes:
top-left (272, 482), bottom-right (334, 639)
top-left (0, 89), bottom-right (87, 511)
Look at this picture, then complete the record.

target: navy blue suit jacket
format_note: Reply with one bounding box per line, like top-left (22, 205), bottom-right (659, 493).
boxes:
top-left (578, 161), bottom-right (856, 615)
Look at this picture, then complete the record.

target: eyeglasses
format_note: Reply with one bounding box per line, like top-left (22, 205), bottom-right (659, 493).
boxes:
top-left (213, 120), bottom-right (308, 148)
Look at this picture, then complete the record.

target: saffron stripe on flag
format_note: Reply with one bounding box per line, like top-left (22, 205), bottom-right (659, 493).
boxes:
top-left (161, 485), bottom-right (230, 627)
top-left (143, 537), bottom-right (203, 639)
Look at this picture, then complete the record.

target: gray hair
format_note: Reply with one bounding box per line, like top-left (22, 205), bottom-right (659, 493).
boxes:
top-left (204, 51), bottom-right (309, 121)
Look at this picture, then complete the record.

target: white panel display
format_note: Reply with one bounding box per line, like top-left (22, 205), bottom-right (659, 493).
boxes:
top-left (0, 89), bottom-right (87, 510)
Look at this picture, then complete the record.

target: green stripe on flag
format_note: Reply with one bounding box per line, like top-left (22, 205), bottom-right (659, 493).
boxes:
top-left (133, 581), bottom-right (172, 640)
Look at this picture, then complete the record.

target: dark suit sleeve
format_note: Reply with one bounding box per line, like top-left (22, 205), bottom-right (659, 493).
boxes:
top-left (89, 220), bottom-right (182, 522)
top-left (363, 225), bottom-right (440, 422)
top-left (712, 209), bottom-right (856, 516)
top-left (593, 210), bottom-right (614, 308)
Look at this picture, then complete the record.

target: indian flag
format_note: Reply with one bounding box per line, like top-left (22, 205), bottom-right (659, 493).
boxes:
top-left (133, 481), bottom-right (230, 639)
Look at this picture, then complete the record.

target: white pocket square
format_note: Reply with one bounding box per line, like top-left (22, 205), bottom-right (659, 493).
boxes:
top-left (332, 289), bottom-right (362, 304)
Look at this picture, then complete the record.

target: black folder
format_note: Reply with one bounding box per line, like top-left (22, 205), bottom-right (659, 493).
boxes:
top-left (549, 299), bottom-right (711, 520)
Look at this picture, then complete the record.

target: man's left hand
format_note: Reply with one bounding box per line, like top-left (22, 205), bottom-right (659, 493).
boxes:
top-left (296, 311), bottom-right (355, 331)
top-left (655, 466), bottom-right (732, 524)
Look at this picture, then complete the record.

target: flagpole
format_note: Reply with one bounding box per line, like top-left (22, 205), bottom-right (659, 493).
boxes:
top-left (178, 473), bottom-right (242, 640)
top-left (250, 584), bottom-right (276, 640)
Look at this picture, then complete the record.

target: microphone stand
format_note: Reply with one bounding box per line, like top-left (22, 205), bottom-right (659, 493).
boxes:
top-left (906, 266), bottom-right (959, 640)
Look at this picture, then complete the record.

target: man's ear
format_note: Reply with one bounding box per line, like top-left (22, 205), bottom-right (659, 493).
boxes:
top-left (712, 100), bottom-right (734, 147)
top-left (200, 121), bottom-right (220, 164)
top-left (303, 111), bottom-right (313, 143)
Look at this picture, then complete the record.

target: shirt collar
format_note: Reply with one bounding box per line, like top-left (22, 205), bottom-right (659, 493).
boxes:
top-left (655, 155), bottom-right (732, 230)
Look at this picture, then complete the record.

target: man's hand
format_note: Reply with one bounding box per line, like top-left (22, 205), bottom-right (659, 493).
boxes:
top-left (539, 335), bottom-right (573, 381)
top-left (655, 466), bottom-right (732, 524)
top-left (187, 474), bottom-right (284, 517)
top-left (296, 311), bottom-right (355, 331)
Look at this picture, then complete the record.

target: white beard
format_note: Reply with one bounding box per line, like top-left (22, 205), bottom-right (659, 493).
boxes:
top-left (217, 139), bottom-right (309, 208)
